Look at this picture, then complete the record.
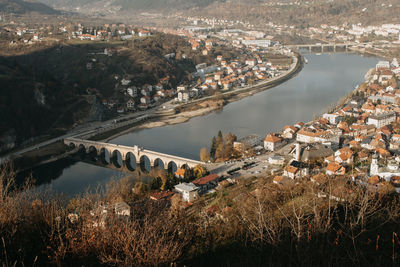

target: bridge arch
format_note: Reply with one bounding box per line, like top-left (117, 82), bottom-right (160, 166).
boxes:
top-left (180, 163), bottom-right (190, 170)
top-left (88, 146), bottom-right (98, 159)
top-left (125, 152), bottom-right (137, 171)
top-left (167, 161), bottom-right (177, 174)
top-left (68, 142), bottom-right (76, 149)
top-left (99, 147), bottom-right (111, 164)
top-left (111, 150), bottom-right (123, 168)
top-left (153, 158), bottom-right (165, 170)
top-left (78, 144), bottom-right (86, 153)
top-left (140, 155), bottom-right (151, 173)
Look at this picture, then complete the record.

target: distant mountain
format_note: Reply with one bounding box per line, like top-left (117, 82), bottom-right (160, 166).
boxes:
top-left (0, 0), bottom-right (59, 14)
top-left (35, 0), bottom-right (221, 11)
top-left (33, 0), bottom-right (400, 27)
top-left (114, 0), bottom-right (218, 10)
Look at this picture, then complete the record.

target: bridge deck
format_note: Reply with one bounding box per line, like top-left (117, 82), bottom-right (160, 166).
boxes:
top-left (65, 137), bottom-right (202, 165)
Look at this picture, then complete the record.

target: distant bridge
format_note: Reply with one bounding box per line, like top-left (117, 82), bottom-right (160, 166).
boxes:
top-left (64, 138), bottom-right (202, 172)
top-left (287, 42), bottom-right (356, 52)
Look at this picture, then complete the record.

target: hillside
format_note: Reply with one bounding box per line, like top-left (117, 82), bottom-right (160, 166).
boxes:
top-left (0, 0), bottom-right (59, 14)
top-left (199, 0), bottom-right (400, 26)
top-left (0, 34), bottom-right (202, 152)
top-left (35, 0), bottom-right (400, 26)
top-left (34, 0), bottom-right (219, 11)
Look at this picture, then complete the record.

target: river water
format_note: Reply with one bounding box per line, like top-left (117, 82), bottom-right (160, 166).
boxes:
top-left (19, 52), bottom-right (379, 196)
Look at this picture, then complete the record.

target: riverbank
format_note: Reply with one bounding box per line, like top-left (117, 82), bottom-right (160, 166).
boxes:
top-left (102, 53), bottom-right (303, 142)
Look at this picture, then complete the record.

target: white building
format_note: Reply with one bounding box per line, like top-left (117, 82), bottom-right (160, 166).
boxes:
top-left (376, 61), bottom-right (390, 70)
top-left (264, 134), bottom-right (284, 151)
top-left (370, 155), bottom-right (400, 182)
top-left (127, 87), bottom-right (137, 97)
top-left (177, 90), bottom-right (190, 102)
top-left (268, 155), bottom-right (285, 165)
top-left (323, 113), bottom-right (342, 125)
top-left (367, 112), bottom-right (396, 128)
top-left (174, 183), bottom-right (199, 202)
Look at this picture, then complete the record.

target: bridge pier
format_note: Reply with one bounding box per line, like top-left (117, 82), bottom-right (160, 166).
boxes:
top-left (64, 138), bottom-right (202, 173)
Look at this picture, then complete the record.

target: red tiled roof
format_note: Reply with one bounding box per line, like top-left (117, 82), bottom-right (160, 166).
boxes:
top-left (264, 134), bottom-right (283, 143)
top-left (326, 162), bottom-right (343, 173)
top-left (175, 168), bottom-right (186, 177)
top-left (150, 191), bottom-right (175, 201)
top-left (192, 174), bottom-right (219, 186)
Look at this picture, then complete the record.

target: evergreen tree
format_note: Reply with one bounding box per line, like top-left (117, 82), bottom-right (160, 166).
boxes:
top-left (210, 136), bottom-right (217, 159)
top-left (217, 130), bottom-right (223, 145)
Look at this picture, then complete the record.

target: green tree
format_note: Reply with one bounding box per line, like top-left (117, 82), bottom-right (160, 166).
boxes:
top-left (210, 136), bottom-right (217, 159)
top-left (151, 177), bottom-right (162, 190)
top-left (215, 143), bottom-right (225, 161)
top-left (217, 130), bottom-right (223, 145)
top-left (342, 115), bottom-right (357, 126)
top-left (193, 164), bottom-right (208, 178)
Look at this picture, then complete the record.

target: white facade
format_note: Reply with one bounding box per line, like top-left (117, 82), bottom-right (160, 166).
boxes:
top-left (367, 112), bottom-right (396, 128)
top-left (268, 155), bottom-right (285, 165)
top-left (175, 183), bottom-right (199, 202)
top-left (323, 113), bottom-right (342, 125)
top-left (376, 61), bottom-right (390, 70)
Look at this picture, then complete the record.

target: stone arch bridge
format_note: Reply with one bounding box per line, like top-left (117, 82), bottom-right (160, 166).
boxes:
top-left (64, 137), bottom-right (203, 172)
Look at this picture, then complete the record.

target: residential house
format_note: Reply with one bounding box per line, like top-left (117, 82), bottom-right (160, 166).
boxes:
top-left (126, 99), bottom-right (135, 110)
top-left (177, 85), bottom-right (187, 92)
top-left (150, 191), bottom-right (175, 201)
top-left (264, 134), bottom-right (284, 151)
top-left (127, 87), bottom-right (137, 97)
top-left (174, 183), bottom-right (199, 202)
top-left (334, 147), bottom-right (354, 165)
top-left (178, 90), bottom-right (190, 102)
top-left (284, 160), bottom-right (309, 179)
top-left (323, 113), bottom-right (342, 125)
top-left (192, 174), bottom-right (219, 195)
top-left (140, 96), bottom-right (151, 105)
top-left (138, 29), bottom-right (151, 37)
top-left (326, 162), bottom-right (346, 176)
top-left (282, 125), bottom-right (298, 139)
top-left (175, 168), bottom-right (186, 179)
top-left (367, 112), bottom-right (396, 128)
top-left (284, 165), bottom-right (300, 179)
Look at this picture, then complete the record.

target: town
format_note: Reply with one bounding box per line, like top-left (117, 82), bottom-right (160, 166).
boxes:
top-left (2, 1), bottom-right (400, 265)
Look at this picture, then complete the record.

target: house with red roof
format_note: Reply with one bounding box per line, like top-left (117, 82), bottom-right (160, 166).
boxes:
top-left (150, 191), bottom-right (175, 201)
top-left (326, 162), bottom-right (346, 176)
top-left (192, 174), bottom-right (220, 194)
top-left (264, 133), bottom-right (284, 151)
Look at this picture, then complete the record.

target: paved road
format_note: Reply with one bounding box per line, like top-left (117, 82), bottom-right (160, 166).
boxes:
top-left (206, 141), bottom-right (296, 179)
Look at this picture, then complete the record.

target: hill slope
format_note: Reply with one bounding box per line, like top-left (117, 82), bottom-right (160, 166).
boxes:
top-left (0, 0), bottom-right (59, 14)
top-left (0, 34), bottom-right (201, 152)
top-left (35, 0), bottom-right (400, 26)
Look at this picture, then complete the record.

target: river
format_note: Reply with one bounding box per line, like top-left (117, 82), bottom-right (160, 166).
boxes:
top-left (18, 52), bottom-right (379, 196)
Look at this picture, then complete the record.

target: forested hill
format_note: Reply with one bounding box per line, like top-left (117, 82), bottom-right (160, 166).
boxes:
top-left (0, 0), bottom-right (59, 14)
top-left (0, 34), bottom-right (201, 152)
